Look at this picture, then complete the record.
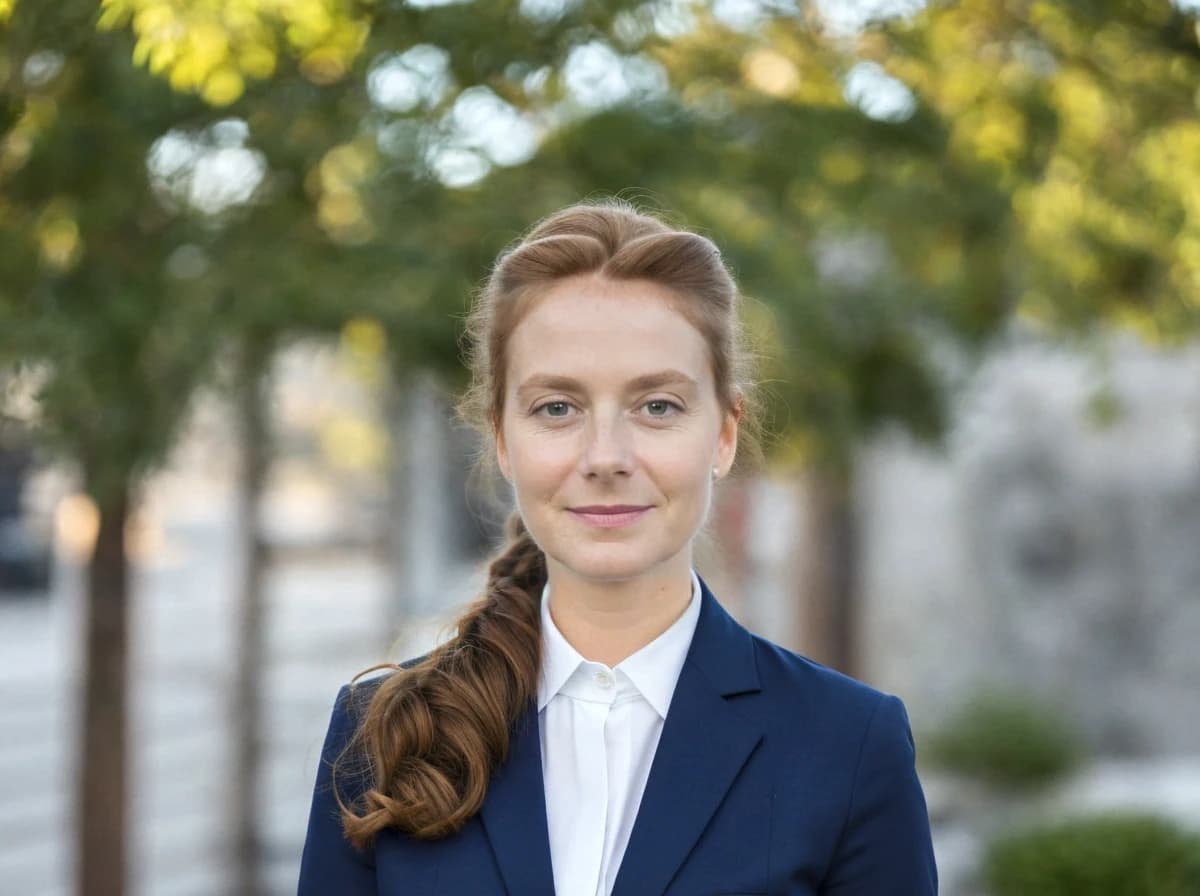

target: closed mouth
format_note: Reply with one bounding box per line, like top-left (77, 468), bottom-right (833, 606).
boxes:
top-left (569, 505), bottom-right (651, 514)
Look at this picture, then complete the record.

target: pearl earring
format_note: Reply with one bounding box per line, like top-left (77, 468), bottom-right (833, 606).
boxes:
top-left (712, 466), bottom-right (720, 479)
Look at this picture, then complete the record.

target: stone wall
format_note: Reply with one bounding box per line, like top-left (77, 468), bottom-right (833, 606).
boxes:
top-left (859, 336), bottom-right (1200, 755)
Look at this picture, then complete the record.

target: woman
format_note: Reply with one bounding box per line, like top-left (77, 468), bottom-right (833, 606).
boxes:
top-left (298, 200), bottom-right (938, 895)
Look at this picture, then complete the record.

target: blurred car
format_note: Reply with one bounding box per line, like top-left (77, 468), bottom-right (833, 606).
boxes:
top-left (0, 434), bottom-right (52, 594)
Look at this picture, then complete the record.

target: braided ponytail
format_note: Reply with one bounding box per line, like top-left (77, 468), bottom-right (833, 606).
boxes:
top-left (336, 513), bottom-right (545, 844)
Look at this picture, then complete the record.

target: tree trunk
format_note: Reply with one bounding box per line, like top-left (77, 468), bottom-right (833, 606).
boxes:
top-left (797, 467), bottom-right (861, 679)
top-left (230, 343), bottom-right (272, 896)
top-left (78, 478), bottom-right (132, 896)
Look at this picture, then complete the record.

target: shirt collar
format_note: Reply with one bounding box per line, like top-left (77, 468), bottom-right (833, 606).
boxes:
top-left (537, 568), bottom-right (702, 718)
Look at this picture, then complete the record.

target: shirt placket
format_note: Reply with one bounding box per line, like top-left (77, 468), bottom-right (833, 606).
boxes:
top-left (557, 664), bottom-right (617, 896)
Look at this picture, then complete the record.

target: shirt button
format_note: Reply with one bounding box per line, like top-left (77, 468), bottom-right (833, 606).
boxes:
top-left (594, 670), bottom-right (613, 689)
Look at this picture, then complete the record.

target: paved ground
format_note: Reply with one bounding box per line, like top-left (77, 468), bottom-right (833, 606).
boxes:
top-left (0, 486), bottom-right (478, 896)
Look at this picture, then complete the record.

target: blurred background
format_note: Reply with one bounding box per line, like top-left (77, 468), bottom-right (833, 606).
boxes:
top-left (3, 0), bottom-right (1200, 894)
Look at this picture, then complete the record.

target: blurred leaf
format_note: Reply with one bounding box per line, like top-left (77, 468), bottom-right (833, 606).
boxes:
top-left (984, 812), bottom-right (1200, 896)
top-left (923, 687), bottom-right (1085, 790)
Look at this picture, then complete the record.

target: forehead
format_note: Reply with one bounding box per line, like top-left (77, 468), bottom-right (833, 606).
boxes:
top-left (506, 277), bottom-right (712, 391)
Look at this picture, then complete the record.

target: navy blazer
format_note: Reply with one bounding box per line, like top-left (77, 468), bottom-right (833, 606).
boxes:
top-left (299, 574), bottom-right (938, 895)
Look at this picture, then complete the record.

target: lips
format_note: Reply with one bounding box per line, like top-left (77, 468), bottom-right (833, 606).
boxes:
top-left (568, 506), bottom-right (652, 528)
top-left (569, 505), bottom-right (651, 514)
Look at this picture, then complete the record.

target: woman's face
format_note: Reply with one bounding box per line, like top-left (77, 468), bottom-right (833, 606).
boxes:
top-left (495, 274), bottom-right (738, 587)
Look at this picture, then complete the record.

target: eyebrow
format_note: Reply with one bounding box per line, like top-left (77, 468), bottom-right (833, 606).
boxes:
top-left (515, 369), bottom-right (700, 398)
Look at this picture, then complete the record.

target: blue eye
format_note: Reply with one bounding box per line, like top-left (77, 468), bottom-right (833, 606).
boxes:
top-left (535, 401), bottom-right (572, 417)
top-left (645, 400), bottom-right (683, 417)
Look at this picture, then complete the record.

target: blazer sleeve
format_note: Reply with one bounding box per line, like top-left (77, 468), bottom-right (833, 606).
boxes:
top-left (297, 684), bottom-right (377, 896)
top-left (821, 694), bottom-right (938, 895)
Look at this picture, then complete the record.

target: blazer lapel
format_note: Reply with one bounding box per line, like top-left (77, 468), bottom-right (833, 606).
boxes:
top-left (611, 575), bottom-right (764, 896)
top-left (478, 698), bottom-right (557, 896)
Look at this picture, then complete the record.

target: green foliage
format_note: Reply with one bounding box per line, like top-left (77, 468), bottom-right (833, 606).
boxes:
top-left (983, 812), bottom-right (1200, 896)
top-left (924, 689), bottom-right (1084, 789)
top-left (877, 0), bottom-right (1200, 341)
top-left (7, 0), bottom-right (1200, 491)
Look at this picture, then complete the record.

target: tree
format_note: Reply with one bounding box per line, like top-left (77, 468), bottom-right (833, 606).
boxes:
top-left (874, 0), bottom-right (1200, 339)
top-left (0, 7), bottom-right (229, 893)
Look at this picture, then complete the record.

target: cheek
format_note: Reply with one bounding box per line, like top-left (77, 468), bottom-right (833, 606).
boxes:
top-left (507, 435), bottom-right (574, 488)
top-left (648, 447), bottom-right (713, 492)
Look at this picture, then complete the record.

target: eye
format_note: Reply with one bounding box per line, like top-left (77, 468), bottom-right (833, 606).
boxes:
top-left (533, 400), bottom-right (574, 418)
top-left (644, 399), bottom-right (683, 417)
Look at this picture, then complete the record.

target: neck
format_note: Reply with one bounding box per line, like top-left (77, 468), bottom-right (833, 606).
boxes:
top-left (544, 563), bottom-right (694, 667)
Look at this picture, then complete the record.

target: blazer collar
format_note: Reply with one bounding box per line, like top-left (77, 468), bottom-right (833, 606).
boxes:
top-left (478, 572), bottom-right (763, 895)
top-left (679, 571), bottom-right (761, 698)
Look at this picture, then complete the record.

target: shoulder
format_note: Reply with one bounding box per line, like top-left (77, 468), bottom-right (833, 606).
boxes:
top-left (743, 634), bottom-right (915, 762)
top-left (332, 653), bottom-right (431, 724)
top-left (321, 655), bottom-right (432, 760)
top-left (318, 655), bottom-right (432, 799)
top-left (749, 634), bottom-right (896, 714)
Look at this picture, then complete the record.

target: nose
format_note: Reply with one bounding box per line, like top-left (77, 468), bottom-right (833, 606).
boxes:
top-left (580, 412), bottom-right (634, 479)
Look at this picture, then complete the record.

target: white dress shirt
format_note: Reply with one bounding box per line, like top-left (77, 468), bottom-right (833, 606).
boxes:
top-left (536, 569), bottom-right (702, 896)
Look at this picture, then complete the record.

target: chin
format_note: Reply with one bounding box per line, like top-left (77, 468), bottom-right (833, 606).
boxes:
top-left (553, 547), bottom-right (676, 583)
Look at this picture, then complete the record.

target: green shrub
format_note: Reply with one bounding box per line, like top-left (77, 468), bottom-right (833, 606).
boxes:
top-left (923, 688), bottom-right (1083, 789)
top-left (983, 812), bottom-right (1200, 896)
